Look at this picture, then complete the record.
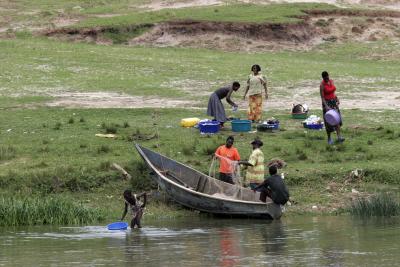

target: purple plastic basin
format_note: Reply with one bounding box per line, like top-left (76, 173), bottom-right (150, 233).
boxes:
top-left (325, 109), bottom-right (341, 126)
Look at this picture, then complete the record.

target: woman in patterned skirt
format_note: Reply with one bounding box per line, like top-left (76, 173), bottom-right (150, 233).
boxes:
top-left (243, 64), bottom-right (268, 122)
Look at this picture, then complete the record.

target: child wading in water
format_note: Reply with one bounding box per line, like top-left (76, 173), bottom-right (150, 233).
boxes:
top-left (120, 189), bottom-right (147, 229)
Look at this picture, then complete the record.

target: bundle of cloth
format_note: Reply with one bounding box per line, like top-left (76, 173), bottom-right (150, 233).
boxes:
top-left (292, 104), bottom-right (309, 113)
top-left (267, 159), bottom-right (287, 169)
top-left (303, 115), bottom-right (323, 126)
top-left (262, 117), bottom-right (279, 125)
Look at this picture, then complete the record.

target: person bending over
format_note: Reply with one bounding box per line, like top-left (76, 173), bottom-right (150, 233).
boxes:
top-left (120, 189), bottom-right (147, 229)
top-left (207, 82), bottom-right (240, 127)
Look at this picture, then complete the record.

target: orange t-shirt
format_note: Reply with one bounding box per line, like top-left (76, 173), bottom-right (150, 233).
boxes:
top-left (215, 145), bottom-right (240, 174)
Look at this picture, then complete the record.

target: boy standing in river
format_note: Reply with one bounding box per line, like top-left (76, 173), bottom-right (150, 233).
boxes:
top-left (120, 189), bottom-right (147, 229)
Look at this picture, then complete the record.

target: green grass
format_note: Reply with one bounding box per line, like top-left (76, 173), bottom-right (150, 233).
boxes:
top-left (76, 3), bottom-right (335, 28)
top-left (0, 146), bottom-right (17, 161)
top-left (1, 37), bottom-right (399, 106)
top-left (1, 1), bottom-right (399, 220)
top-left (0, 195), bottom-right (106, 226)
top-left (0, 1), bottom-right (338, 36)
top-left (0, 107), bottom-right (399, 195)
top-left (348, 193), bottom-right (400, 217)
top-left (0, 96), bottom-right (52, 109)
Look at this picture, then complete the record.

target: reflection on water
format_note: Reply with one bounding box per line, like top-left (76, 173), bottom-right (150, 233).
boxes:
top-left (218, 228), bottom-right (240, 267)
top-left (1, 216), bottom-right (399, 266)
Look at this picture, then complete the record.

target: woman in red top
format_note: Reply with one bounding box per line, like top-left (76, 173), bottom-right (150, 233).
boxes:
top-left (320, 71), bottom-right (344, 145)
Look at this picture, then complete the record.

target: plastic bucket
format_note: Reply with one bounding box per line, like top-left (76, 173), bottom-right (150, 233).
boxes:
top-left (324, 109), bottom-right (341, 126)
top-left (231, 120), bottom-right (251, 132)
top-left (199, 121), bottom-right (220, 134)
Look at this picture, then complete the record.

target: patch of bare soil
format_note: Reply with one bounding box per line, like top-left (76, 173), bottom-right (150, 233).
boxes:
top-left (52, 15), bottom-right (80, 28)
top-left (41, 86), bottom-right (400, 110)
top-left (310, 15), bottom-right (400, 44)
top-left (139, 0), bottom-right (223, 11)
top-left (140, 0), bottom-right (400, 11)
top-left (45, 92), bottom-right (198, 109)
top-left (356, 0), bottom-right (400, 10)
top-left (270, 89), bottom-right (400, 110)
top-left (265, 81), bottom-right (400, 111)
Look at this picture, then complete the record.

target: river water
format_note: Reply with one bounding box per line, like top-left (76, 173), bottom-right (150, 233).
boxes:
top-left (1, 216), bottom-right (399, 266)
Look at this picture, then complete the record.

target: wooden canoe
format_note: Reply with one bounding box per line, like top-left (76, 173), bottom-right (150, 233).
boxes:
top-left (135, 144), bottom-right (282, 219)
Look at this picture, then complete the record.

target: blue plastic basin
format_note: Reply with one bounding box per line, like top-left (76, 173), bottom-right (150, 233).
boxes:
top-left (304, 123), bottom-right (324, 130)
top-left (107, 222), bottom-right (128, 230)
top-left (231, 120), bottom-right (251, 132)
top-left (199, 121), bottom-right (220, 134)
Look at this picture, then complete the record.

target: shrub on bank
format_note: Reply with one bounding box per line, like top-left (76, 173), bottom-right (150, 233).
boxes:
top-left (0, 167), bottom-right (121, 194)
top-left (0, 195), bottom-right (106, 226)
top-left (126, 160), bottom-right (157, 191)
top-left (348, 193), bottom-right (400, 217)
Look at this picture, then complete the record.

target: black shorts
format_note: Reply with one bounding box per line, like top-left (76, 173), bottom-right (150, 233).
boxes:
top-left (219, 173), bottom-right (234, 184)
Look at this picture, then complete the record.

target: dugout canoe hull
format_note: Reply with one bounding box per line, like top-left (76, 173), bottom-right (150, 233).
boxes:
top-left (135, 144), bottom-right (282, 219)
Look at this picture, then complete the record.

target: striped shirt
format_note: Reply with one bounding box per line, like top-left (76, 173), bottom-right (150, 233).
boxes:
top-left (245, 148), bottom-right (265, 182)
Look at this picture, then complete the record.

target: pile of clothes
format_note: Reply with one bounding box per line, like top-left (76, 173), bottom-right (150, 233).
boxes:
top-left (262, 118), bottom-right (279, 125)
top-left (302, 115), bottom-right (324, 129)
top-left (303, 115), bottom-right (322, 125)
top-left (292, 104), bottom-right (309, 113)
top-left (257, 118), bottom-right (280, 132)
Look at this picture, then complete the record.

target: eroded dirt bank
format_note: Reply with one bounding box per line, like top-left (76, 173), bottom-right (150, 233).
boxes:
top-left (45, 9), bottom-right (400, 51)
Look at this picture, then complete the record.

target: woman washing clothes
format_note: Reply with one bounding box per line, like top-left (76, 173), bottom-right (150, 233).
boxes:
top-left (320, 71), bottom-right (345, 145)
top-left (207, 82), bottom-right (240, 127)
top-left (243, 64), bottom-right (268, 123)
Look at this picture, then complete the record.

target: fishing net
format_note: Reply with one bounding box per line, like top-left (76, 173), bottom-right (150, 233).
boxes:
top-left (209, 154), bottom-right (245, 199)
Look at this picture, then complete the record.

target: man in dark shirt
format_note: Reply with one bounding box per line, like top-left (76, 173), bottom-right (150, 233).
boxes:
top-left (253, 165), bottom-right (289, 205)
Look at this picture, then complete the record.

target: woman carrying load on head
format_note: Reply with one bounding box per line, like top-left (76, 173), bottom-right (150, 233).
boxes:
top-left (207, 82), bottom-right (241, 127)
top-left (243, 64), bottom-right (268, 123)
top-left (320, 71), bottom-right (345, 145)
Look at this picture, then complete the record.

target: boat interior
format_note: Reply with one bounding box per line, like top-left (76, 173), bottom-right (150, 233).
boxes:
top-left (138, 145), bottom-right (263, 203)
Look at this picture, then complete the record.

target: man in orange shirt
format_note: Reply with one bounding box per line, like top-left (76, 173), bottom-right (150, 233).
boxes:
top-left (215, 136), bottom-right (241, 184)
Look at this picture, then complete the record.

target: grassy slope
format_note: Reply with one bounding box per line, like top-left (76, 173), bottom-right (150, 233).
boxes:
top-left (75, 3), bottom-right (335, 27)
top-left (0, 107), bottom-right (399, 215)
top-left (1, 37), bottom-right (399, 104)
top-left (0, 2), bottom-right (333, 33)
top-left (1, 1), bottom-right (399, 219)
